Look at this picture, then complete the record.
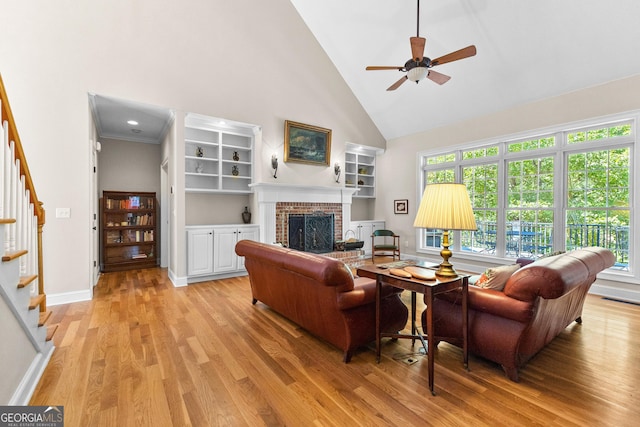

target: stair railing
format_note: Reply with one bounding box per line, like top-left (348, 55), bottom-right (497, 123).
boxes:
top-left (0, 74), bottom-right (46, 311)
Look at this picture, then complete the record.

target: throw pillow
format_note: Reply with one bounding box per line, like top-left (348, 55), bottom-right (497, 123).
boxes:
top-left (476, 264), bottom-right (521, 291)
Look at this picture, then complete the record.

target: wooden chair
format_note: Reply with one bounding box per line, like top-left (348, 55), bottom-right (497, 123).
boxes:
top-left (371, 229), bottom-right (400, 262)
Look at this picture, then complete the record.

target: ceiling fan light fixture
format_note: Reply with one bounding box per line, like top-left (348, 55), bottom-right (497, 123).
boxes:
top-left (407, 66), bottom-right (428, 82)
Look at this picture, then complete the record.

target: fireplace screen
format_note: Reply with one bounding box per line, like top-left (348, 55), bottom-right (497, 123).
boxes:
top-left (288, 213), bottom-right (334, 254)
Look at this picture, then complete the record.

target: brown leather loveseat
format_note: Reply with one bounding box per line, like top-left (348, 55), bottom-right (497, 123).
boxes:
top-left (235, 240), bottom-right (409, 362)
top-left (423, 247), bottom-right (615, 381)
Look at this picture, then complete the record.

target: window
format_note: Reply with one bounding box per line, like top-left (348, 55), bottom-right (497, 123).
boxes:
top-left (420, 155), bottom-right (455, 249)
top-left (417, 116), bottom-right (635, 274)
top-left (566, 147), bottom-right (630, 269)
top-left (506, 156), bottom-right (554, 257)
top-left (462, 163), bottom-right (498, 253)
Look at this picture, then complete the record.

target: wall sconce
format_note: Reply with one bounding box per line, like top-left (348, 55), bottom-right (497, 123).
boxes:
top-left (272, 154), bottom-right (278, 179)
top-left (334, 163), bottom-right (341, 183)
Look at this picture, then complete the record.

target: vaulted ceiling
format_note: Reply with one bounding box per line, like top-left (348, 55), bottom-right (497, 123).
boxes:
top-left (291, 0), bottom-right (640, 140)
top-left (90, 1), bottom-right (640, 144)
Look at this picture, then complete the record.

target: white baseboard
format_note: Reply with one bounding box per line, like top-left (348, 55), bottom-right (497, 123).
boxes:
top-left (9, 344), bottom-right (54, 405)
top-left (47, 289), bottom-right (92, 306)
top-left (169, 269), bottom-right (188, 287)
top-left (590, 283), bottom-right (640, 304)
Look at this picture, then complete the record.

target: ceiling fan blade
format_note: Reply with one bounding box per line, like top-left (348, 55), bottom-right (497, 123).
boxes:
top-left (366, 66), bottom-right (404, 71)
top-left (427, 69), bottom-right (451, 85)
top-left (387, 76), bottom-right (408, 91)
top-left (410, 36), bottom-right (426, 62)
top-left (432, 45), bottom-right (477, 66)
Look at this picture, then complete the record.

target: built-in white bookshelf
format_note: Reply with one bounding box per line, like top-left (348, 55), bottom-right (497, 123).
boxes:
top-left (185, 113), bottom-right (255, 193)
top-left (345, 144), bottom-right (382, 198)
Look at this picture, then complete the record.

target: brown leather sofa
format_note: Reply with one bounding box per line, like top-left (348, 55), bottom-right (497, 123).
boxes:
top-left (423, 247), bottom-right (615, 381)
top-left (235, 240), bottom-right (408, 362)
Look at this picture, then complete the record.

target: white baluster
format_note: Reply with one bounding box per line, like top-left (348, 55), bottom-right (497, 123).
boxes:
top-left (31, 213), bottom-right (38, 287)
top-left (8, 142), bottom-right (17, 252)
top-left (0, 111), bottom-right (5, 219)
top-left (2, 121), bottom-right (9, 253)
top-left (18, 175), bottom-right (26, 276)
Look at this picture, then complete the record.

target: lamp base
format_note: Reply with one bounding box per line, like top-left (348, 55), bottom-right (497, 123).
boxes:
top-left (435, 230), bottom-right (458, 279)
top-left (435, 263), bottom-right (459, 279)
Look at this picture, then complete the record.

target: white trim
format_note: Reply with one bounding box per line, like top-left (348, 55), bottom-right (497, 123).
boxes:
top-left (250, 183), bottom-right (358, 245)
top-left (591, 283), bottom-right (640, 304)
top-left (47, 289), bottom-right (92, 306)
top-left (168, 268), bottom-right (188, 287)
top-left (9, 345), bottom-right (54, 405)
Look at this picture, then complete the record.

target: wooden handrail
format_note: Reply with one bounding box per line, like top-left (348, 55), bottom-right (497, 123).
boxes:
top-left (1, 73), bottom-right (47, 311)
top-left (0, 74), bottom-right (45, 225)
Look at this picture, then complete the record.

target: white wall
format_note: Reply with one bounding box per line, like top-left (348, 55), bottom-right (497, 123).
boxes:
top-left (185, 193), bottom-right (251, 226)
top-left (98, 138), bottom-right (161, 196)
top-left (0, 0), bottom-right (385, 299)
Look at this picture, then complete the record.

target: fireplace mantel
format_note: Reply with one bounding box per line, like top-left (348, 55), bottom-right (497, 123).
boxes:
top-left (250, 183), bottom-right (358, 244)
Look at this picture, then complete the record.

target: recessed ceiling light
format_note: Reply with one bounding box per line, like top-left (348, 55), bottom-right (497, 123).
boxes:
top-left (127, 120), bottom-right (139, 126)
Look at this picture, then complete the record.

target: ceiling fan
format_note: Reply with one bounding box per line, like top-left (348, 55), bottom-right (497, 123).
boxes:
top-left (366, 0), bottom-right (477, 91)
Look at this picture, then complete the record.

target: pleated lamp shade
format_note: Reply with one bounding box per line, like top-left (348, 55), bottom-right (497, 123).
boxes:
top-left (413, 183), bottom-right (477, 231)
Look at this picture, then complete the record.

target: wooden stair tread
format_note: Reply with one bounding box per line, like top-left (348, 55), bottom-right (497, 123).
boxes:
top-left (29, 294), bottom-right (45, 310)
top-left (0, 218), bottom-right (17, 224)
top-left (2, 249), bottom-right (28, 262)
top-left (46, 324), bottom-right (58, 342)
top-left (18, 274), bottom-right (38, 288)
top-left (39, 310), bottom-right (52, 327)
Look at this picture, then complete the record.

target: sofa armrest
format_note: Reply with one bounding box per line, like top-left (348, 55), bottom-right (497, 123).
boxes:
top-left (504, 256), bottom-right (588, 301)
top-left (469, 286), bottom-right (535, 323)
top-left (337, 277), bottom-right (402, 310)
top-left (437, 286), bottom-right (534, 323)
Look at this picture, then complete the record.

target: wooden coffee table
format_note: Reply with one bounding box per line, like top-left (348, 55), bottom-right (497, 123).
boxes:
top-left (357, 263), bottom-right (469, 396)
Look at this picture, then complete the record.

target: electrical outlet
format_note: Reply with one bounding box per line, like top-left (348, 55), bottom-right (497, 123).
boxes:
top-left (56, 208), bottom-right (71, 218)
top-left (402, 357), bottom-right (419, 366)
top-left (405, 240), bottom-right (409, 248)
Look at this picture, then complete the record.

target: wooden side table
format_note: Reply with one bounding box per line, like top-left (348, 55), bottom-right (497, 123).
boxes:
top-left (357, 264), bottom-right (469, 396)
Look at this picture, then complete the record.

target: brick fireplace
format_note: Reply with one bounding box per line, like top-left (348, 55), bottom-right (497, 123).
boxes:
top-left (250, 183), bottom-right (357, 247)
top-left (277, 203), bottom-right (341, 248)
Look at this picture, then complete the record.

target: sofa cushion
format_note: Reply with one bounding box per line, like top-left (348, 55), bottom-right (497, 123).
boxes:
top-left (476, 264), bottom-right (521, 291)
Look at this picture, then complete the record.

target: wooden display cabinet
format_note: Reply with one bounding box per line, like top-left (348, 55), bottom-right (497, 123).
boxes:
top-left (101, 191), bottom-right (158, 272)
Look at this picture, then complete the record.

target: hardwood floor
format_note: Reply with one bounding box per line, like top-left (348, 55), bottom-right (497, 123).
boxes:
top-left (31, 266), bottom-right (639, 426)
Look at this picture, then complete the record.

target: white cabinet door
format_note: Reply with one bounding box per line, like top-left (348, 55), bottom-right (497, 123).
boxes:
top-left (360, 222), bottom-right (374, 255)
top-left (187, 228), bottom-right (214, 276)
top-left (352, 221), bottom-right (385, 255)
top-left (371, 221), bottom-right (385, 234)
top-left (213, 227), bottom-right (240, 273)
top-left (236, 226), bottom-right (259, 270)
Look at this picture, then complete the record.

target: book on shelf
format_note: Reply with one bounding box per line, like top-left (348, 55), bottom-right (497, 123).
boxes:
top-left (104, 196), bottom-right (145, 210)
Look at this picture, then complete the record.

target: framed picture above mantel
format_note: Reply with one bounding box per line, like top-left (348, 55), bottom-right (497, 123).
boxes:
top-left (284, 120), bottom-right (332, 166)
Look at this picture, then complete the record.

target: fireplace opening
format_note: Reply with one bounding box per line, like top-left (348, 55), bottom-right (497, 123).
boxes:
top-left (288, 213), bottom-right (334, 254)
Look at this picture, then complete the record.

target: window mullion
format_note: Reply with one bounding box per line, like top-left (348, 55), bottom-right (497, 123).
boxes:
top-left (555, 132), bottom-right (566, 251)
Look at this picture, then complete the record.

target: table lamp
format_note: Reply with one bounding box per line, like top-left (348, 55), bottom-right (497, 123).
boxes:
top-left (413, 183), bottom-right (477, 279)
